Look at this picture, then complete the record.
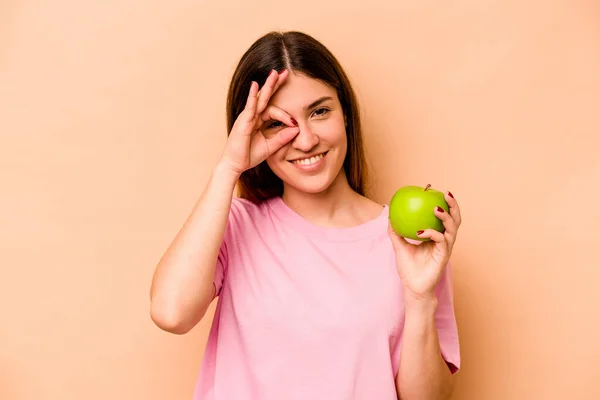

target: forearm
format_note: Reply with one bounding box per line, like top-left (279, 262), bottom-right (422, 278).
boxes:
top-left (150, 162), bottom-right (239, 334)
top-left (396, 297), bottom-right (454, 400)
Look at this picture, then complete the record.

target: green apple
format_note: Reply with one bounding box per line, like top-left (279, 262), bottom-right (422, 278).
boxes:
top-left (389, 184), bottom-right (449, 241)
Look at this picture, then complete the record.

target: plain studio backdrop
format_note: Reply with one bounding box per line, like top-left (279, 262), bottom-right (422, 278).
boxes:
top-left (1, 1), bottom-right (599, 399)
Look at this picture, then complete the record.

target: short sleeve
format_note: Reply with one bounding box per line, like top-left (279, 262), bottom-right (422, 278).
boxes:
top-left (434, 261), bottom-right (461, 374)
top-left (212, 197), bottom-right (247, 297)
top-left (212, 237), bottom-right (228, 297)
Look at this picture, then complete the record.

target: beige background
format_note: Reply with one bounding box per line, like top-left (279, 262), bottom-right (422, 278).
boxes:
top-left (2, 1), bottom-right (599, 399)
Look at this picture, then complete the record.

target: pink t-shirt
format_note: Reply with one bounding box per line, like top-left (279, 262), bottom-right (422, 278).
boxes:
top-left (193, 196), bottom-right (460, 399)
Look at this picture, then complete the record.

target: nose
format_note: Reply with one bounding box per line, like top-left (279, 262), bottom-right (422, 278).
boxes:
top-left (291, 122), bottom-right (319, 152)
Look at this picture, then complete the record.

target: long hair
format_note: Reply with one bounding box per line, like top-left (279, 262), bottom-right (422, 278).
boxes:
top-left (226, 31), bottom-right (368, 204)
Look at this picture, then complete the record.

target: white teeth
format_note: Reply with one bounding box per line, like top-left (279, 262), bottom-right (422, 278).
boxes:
top-left (292, 153), bottom-right (325, 165)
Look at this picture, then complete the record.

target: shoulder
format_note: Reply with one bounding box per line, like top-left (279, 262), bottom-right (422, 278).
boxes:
top-left (230, 196), bottom-right (270, 215)
top-left (227, 196), bottom-right (276, 227)
top-left (230, 196), bottom-right (258, 214)
top-left (223, 197), bottom-right (282, 248)
top-left (356, 195), bottom-right (389, 222)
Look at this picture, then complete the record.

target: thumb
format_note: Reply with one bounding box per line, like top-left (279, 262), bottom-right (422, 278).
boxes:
top-left (264, 126), bottom-right (300, 155)
top-left (387, 221), bottom-right (411, 253)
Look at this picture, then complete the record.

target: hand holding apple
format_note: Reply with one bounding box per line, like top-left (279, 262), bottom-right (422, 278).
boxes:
top-left (387, 185), bottom-right (462, 301)
top-left (389, 184), bottom-right (449, 241)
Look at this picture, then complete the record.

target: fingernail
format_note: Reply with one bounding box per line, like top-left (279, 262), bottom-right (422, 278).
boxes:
top-left (436, 206), bottom-right (444, 213)
top-left (290, 118), bottom-right (298, 125)
top-left (269, 69), bottom-right (276, 77)
top-left (448, 191), bottom-right (454, 199)
top-left (417, 230), bottom-right (424, 235)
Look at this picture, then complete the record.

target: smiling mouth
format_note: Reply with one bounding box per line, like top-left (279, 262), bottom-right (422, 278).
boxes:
top-left (289, 151), bottom-right (328, 166)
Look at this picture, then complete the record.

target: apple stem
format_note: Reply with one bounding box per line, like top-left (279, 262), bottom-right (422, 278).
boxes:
top-left (424, 184), bottom-right (431, 191)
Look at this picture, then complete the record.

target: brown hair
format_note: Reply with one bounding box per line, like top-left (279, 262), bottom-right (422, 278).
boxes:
top-left (226, 31), bottom-right (368, 204)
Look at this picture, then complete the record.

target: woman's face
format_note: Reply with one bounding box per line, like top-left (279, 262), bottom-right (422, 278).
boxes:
top-left (263, 72), bottom-right (348, 195)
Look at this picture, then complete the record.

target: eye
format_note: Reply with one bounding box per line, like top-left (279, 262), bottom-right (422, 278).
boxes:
top-left (265, 120), bottom-right (284, 130)
top-left (313, 107), bottom-right (330, 117)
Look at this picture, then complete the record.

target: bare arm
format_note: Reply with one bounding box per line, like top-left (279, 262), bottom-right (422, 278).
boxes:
top-left (395, 297), bottom-right (454, 399)
top-left (149, 69), bottom-right (299, 335)
top-left (149, 162), bottom-right (239, 334)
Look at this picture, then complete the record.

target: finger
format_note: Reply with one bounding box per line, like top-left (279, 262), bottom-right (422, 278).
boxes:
top-left (260, 105), bottom-right (298, 128)
top-left (445, 191), bottom-right (462, 227)
top-left (416, 228), bottom-right (447, 253)
top-left (263, 126), bottom-right (300, 155)
top-left (387, 221), bottom-right (416, 252)
top-left (387, 222), bottom-right (407, 252)
top-left (271, 69), bottom-right (289, 94)
top-left (434, 205), bottom-right (457, 236)
top-left (241, 81), bottom-right (259, 123)
top-left (416, 227), bottom-right (445, 243)
top-left (256, 70), bottom-right (280, 114)
top-left (248, 126), bottom-right (299, 165)
top-left (434, 205), bottom-right (458, 249)
top-left (262, 69), bottom-right (288, 98)
top-left (256, 69), bottom-right (289, 106)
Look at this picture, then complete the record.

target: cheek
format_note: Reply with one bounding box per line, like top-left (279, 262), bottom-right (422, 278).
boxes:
top-left (265, 146), bottom-right (289, 172)
top-left (321, 117), bottom-right (347, 145)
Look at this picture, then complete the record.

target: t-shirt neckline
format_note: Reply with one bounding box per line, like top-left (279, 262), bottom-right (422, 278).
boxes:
top-left (266, 196), bottom-right (389, 242)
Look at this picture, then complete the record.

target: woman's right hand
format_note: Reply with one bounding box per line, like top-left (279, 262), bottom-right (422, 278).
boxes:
top-left (220, 69), bottom-right (300, 176)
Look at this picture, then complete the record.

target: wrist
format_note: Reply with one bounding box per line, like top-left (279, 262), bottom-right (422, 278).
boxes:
top-left (213, 161), bottom-right (242, 184)
top-left (403, 293), bottom-right (438, 315)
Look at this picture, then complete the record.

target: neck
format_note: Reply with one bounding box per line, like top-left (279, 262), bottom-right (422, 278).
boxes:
top-left (281, 171), bottom-right (363, 227)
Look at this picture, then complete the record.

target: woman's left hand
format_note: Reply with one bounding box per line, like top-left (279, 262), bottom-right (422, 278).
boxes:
top-left (387, 191), bottom-right (462, 302)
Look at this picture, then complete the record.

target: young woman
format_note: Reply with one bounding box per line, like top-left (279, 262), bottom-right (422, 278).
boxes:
top-left (150, 31), bottom-right (462, 400)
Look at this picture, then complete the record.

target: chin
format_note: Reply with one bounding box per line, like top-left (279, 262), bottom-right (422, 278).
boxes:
top-left (285, 176), bottom-right (337, 195)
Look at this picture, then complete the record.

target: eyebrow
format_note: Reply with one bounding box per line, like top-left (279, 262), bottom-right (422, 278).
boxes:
top-left (304, 96), bottom-right (333, 111)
